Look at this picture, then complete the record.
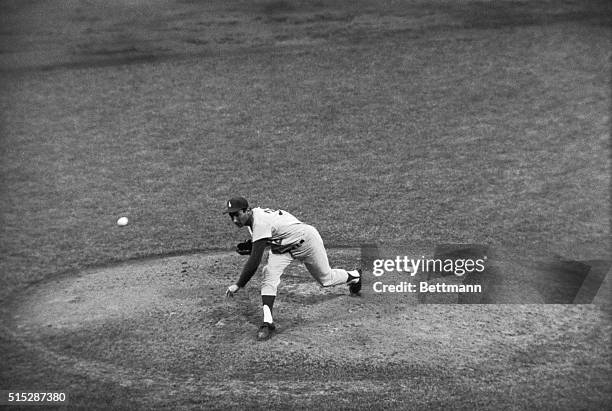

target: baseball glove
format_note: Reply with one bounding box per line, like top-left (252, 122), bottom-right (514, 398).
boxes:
top-left (236, 239), bottom-right (252, 255)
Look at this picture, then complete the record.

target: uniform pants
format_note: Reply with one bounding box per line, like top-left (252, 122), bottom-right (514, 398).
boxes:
top-left (261, 224), bottom-right (350, 296)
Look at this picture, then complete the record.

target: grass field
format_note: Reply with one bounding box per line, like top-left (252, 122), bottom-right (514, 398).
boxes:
top-left (1, 0), bottom-right (611, 409)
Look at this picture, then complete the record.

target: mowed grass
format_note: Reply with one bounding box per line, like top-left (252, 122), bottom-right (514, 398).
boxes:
top-left (0, 0), bottom-right (611, 409)
top-left (1, 1), bottom-right (609, 301)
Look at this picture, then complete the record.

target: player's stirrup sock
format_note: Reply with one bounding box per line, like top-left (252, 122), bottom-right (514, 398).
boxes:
top-left (346, 270), bottom-right (360, 284)
top-left (262, 295), bottom-right (275, 324)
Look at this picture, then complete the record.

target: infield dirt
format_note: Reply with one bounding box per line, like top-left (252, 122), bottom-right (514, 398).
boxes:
top-left (3, 247), bottom-right (611, 409)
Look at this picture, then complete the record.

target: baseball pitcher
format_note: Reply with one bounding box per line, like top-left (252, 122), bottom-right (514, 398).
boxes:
top-left (224, 196), bottom-right (361, 341)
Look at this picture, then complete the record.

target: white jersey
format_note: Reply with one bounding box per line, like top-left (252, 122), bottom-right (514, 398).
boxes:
top-left (248, 207), bottom-right (304, 247)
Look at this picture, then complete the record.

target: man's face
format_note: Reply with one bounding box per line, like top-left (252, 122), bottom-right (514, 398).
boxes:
top-left (229, 209), bottom-right (250, 228)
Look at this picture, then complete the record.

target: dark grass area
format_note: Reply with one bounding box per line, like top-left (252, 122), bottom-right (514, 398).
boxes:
top-left (0, 334), bottom-right (145, 410)
top-left (1, 0), bottom-right (611, 71)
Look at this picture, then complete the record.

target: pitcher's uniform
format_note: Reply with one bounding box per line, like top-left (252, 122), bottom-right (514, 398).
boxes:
top-left (224, 196), bottom-right (360, 341)
top-left (248, 207), bottom-right (350, 296)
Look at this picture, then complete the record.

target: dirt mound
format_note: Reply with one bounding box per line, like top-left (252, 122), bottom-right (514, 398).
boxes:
top-left (4, 249), bottom-right (610, 408)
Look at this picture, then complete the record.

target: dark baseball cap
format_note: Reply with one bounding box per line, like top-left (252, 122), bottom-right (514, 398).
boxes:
top-left (223, 196), bottom-right (249, 213)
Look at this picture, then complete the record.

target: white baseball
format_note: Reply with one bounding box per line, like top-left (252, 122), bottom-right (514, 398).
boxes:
top-left (117, 216), bottom-right (129, 226)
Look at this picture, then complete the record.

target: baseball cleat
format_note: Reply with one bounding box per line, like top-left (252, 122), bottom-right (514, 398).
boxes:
top-left (257, 322), bottom-right (276, 341)
top-left (348, 269), bottom-right (362, 296)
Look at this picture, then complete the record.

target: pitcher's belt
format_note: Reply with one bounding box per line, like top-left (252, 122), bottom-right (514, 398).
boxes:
top-left (271, 239), bottom-right (305, 254)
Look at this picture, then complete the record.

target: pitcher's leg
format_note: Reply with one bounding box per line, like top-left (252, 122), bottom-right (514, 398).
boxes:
top-left (299, 227), bottom-right (359, 287)
top-left (258, 251), bottom-right (293, 340)
top-left (304, 262), bottom-right (351, 287)
top-left (261, 251), bottom-right (293, 296)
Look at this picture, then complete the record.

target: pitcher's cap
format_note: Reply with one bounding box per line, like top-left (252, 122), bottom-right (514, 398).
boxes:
top-left (223, 197), bottom-right (249, 213)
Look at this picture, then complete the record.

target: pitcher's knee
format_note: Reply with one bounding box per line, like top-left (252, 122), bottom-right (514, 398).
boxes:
top-left (261, 282), bottom-right (279, 296)
top-left (261, 265), bottom-right (282, 295)
top-left (261, 275), bottom-right (281, 295)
